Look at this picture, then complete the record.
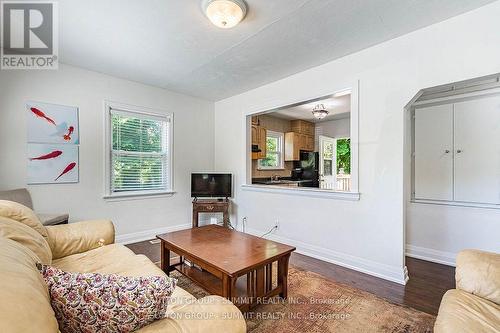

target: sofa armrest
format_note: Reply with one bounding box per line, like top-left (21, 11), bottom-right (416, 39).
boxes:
top-left (456, 249), bottom-right (500, 305)
top-left (46, 219), bottom-right (115, 259)
top-left (137, 295), bottom-right (246, 333)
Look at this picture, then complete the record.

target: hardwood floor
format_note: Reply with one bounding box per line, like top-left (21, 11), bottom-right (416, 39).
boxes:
top-left (126, 239), bottom-right (455, 316)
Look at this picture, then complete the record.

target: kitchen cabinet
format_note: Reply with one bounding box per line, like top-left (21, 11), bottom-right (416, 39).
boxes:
top-left (285, 132), bottom-right (313, 161)
top-left (284, 120), bottom-right (315, 161)
top-left (251, 125), bottom-right (267, 160)
top-left (305, 135), bottom-right (314, 151)
top-left (291, 120), bottom-right (315, 136)
top-left (413, 94), bottom-right (500, 205)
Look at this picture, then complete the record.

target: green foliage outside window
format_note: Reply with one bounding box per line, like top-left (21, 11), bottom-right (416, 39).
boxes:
top-left (112, 115), bottom-right (165, 191)
top-left (336, 138), bottom-right (351, 174)
top-left (259, 136), bottom-right (280, 168)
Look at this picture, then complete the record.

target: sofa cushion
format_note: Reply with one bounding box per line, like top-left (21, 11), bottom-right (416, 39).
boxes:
top-left (0, 200), bottom-right (48, 240)
top-left (456, 249), bottom-right (500, 305)
top-left (53, 243), bottom-right (166, 276)
top-left (0, 216), bottom-right (52, 264)
top-left (52, 243), bottom-right (197, 313)
top-left (39, 264), bottom-right (176, 333)
top-left (434, 289), bottom-right (500, 333)
top-left (137, 295), bottom-right (247, 333)
top-left (0, 237), bottom-right (59, 333)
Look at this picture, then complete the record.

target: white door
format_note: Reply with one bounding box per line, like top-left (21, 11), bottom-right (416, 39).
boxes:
top-left (414, 104), bottom-right (454, 200)
top-left (319, 136), bottom-right (336, 190)
top-left (454, 95), bottom-right (500, 204)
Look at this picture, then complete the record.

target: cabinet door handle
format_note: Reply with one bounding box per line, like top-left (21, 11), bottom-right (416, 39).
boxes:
top-left (456, 149), bottom-right (463, 154)
top-left (445, 150), bottom-right (450, 154)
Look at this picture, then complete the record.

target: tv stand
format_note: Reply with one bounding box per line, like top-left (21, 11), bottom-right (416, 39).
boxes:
top-left (192, 198), bottom-right (230, 228)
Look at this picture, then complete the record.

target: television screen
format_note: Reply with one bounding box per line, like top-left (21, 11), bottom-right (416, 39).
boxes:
top-left (191, 173), bottom-right (232, 198)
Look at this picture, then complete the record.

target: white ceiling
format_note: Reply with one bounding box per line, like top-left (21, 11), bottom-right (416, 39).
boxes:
top-left (270, 94), bottom-right (350, 123)
top-left (58, 0), bottom-right (496, 101)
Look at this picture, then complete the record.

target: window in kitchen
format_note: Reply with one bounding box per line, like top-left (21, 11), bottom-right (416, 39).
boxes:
top-left (104, 102), bottom-right (173, 198)
top-left (258, 131), bottom-right (284, 170)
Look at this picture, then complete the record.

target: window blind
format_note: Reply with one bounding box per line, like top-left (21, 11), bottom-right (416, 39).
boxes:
top-left (110, 109), bottom-right (170, 193)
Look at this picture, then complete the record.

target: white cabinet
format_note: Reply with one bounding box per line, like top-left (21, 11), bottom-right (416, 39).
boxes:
top-left (454, 96), bottom-right (500, 204)
top-left (414, 104), bottom-right (453, 201)
top-left (413, 95), bottom-right (500, 205)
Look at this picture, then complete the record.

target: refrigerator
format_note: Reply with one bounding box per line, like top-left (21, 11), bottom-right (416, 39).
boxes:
top-left (293, 151), bottom-right (319, 187)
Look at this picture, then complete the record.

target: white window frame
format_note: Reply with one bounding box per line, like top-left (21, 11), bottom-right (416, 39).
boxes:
top-left (103, 101), bottom-right (174, 200)
top-left (258, 130), bottom-right (285, 170)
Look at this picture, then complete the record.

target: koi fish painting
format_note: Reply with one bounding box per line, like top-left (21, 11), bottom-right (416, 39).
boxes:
top-left (27, 102), bottom-right (79, 144)
top-left (27, 144), bottom-right (79, 184)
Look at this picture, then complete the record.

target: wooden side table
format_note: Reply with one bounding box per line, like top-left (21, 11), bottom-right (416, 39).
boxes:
top-left (192, 198), bottom-right (230, 228)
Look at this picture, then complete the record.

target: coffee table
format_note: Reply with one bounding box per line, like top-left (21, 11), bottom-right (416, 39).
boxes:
top-left (157, 225), bottom-right (296, 311)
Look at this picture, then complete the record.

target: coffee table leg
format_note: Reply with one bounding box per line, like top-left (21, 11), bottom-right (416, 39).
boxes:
top-left (160, 243), bottom-right (170, 276)
top-left (222, 274), bottom-right (237, 304)
top-left (278, 254), bottom-right (291, 299)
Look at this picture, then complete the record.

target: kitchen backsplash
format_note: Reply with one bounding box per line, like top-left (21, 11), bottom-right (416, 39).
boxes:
top-left (252, 160), bottom-right (293, 178)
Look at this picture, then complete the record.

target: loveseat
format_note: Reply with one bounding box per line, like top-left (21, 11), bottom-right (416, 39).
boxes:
top-left (434, 249), bottom-right (499, 333)
top-left (0, 200), bottom-right (246, 332)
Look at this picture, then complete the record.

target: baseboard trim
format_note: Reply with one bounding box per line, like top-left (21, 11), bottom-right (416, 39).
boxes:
top-left (406, 244), bottom-right (456, 267)
top-left (245, 228), bottom-right (408, 285)
top-left (116, 224), bottom-right (191, 245)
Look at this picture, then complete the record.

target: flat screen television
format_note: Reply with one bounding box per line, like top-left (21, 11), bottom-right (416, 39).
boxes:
top-left (191, 173), bottom-right (232, 198)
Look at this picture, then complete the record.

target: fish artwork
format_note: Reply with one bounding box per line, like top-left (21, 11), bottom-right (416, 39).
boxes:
top-left (54, 162), bottom-right (77, 181)
top-left (63, 126), bottom-right (74, 141)
top-left (29, 150), bottom-right (63, 161)
top-left (30, 107), bottom-right (56, 126)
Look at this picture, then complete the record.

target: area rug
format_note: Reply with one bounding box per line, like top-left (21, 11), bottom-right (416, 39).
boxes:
top-left (170, 266), bottom-right (435, 333)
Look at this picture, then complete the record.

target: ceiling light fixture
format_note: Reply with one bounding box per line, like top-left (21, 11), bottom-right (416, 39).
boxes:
top-left (312, 104), bottom-right (329, 120)
top-left (202, 0), bottom-right (247, 29)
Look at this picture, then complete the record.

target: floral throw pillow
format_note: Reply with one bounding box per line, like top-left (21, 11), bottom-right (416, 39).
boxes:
top-left (38, 264), bottom-right (176, 333)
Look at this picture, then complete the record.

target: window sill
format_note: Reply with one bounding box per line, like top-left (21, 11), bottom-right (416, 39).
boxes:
top-left (103, 190), bottom-right (176, 202)
top-left (241, 184), bottom-right (360, 200)
top-left (256, 168), bottom-right (286, 171)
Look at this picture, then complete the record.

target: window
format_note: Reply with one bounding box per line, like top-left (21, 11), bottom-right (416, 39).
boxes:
top-left (258, 131), bottom-right (284, 169)
top-left (105, 103), bottom-right (172, 197)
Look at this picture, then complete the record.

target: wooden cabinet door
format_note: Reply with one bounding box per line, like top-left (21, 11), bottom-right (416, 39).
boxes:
top-left (251, 125), bottom-right (258, 145)
top-left (285, 132), bottom-right (300, 161)
top-left (454, 95), bottom-right (500, 204)
top-left (258, 127), bottom-right (267, 159)
top-left (305, 136), bottom-right (314, 151)
top-left (414, 104), bottom-right (453, 201)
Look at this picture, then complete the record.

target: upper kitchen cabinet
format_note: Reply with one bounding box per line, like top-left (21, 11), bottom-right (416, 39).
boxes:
top-left (251, 122), bottom-right (267, 160)
top-left (413, 94), bottom-right (500, 205)
top-left (290, 120), bottom-right (315, 136)
top-left (285, 120), bottom-right (315, 161)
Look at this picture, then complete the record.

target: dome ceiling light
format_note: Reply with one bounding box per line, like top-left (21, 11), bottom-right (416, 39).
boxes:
top-left (202, 0), bottom-right (247, 29)
top-left (312, 104), bottom-right (329, 120)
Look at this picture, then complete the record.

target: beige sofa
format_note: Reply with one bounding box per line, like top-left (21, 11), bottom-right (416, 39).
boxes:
top-left (0, 200), bottom-right (246, 333)
top-left (434, 249), bottom-right (500, 333)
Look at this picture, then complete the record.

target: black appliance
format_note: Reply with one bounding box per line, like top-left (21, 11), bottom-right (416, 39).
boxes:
top-left (293, 151), bottom-right (320, 187)
top-left (191, 173), bottom-right (232, 198)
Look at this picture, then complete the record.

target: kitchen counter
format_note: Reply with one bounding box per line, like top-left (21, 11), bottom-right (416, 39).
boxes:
top-left (252, 177), bottom-right (316, 187)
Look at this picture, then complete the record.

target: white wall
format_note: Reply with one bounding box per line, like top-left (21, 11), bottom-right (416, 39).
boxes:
top-left (0, 65), bottom-right (214, 242)
top-left (214, 2), bottom-right (500, 284)
top-left (314, 117), bottom-right (350, 150)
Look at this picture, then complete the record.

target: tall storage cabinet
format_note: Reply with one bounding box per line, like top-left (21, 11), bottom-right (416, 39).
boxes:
top-left (413, 94), bottom-right (500, 205)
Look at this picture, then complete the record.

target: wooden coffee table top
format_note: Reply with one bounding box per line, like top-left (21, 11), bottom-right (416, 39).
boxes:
top-left (157, 225), bottom-right (295, 276)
